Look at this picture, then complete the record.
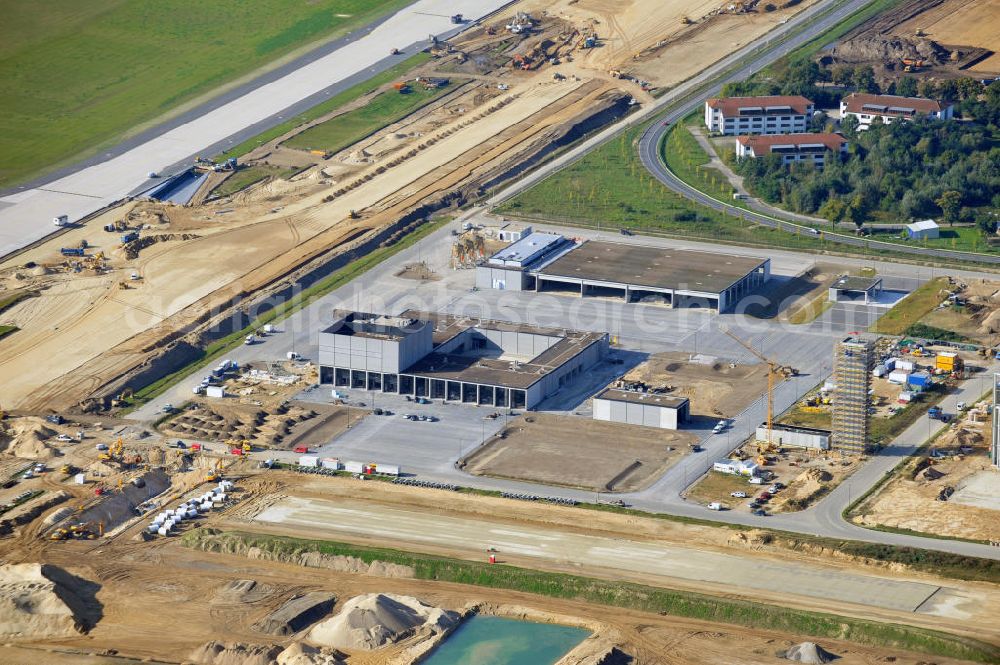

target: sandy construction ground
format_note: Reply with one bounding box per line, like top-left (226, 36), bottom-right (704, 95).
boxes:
top-left (233, 475), bottom-right (1000, 644)
top-left (0, 472), bottom-right (997, 664)
top-left (622, 352), bottom-right (769, 419)
top-left (0, 0), bottom-right (815, 413)
top-left (462, 412), bottom-right (695, 492)
top-left (853, 405), bottom-right (1000, 542)
top-left (894, 0), bottom-right (1000, 73)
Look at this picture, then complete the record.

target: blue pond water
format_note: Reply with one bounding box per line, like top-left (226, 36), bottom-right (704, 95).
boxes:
top-left (422, 616), bottom-right (589, 665)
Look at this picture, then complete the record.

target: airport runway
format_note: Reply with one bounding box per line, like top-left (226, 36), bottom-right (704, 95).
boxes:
top-left (0, 0), bottom-right (511, 258)
top-left (252, 496), bottom-right (976, 617)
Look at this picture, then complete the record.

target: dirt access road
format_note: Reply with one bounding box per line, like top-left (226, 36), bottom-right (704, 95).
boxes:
top-left (246, 493), bottom-right (1000, 642)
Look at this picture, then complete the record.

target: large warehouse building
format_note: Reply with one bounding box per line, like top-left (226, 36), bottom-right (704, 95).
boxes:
top-left (318, 310), bottom-right (608, 410)
top-left (476, 234), bottom-right (770, 312)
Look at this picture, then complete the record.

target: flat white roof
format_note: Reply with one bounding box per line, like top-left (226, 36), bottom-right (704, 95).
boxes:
top-left (907, 219), bottom-right (939, 231)
top-left (489, 232), bottom-right (564, 266)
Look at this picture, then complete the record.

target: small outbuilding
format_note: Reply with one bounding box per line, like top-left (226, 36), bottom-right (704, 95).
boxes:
top-left (906, 219), bottom-right (939, 240)
top-left (755, 423), bottom-right (830, 450)
top-left (713, 458), bottom-right (760, 477)
top-left (828, 274), bottom-right (883, 304)
top-left (592, 389), bottom-right (689, 430)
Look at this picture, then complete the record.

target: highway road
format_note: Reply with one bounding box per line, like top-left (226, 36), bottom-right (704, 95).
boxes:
top-left (0, 0), bottom-right (513, 258)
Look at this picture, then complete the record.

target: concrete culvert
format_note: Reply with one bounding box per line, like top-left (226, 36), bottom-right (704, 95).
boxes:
top-left (784, 642), bottom-right (836, 663)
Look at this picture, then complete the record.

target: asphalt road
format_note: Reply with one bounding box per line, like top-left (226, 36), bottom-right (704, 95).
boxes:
top-left (0, 0), bottom-right (513, 258)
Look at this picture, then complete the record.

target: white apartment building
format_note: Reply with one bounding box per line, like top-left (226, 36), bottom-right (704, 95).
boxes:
top-left (736, 133), bottom-right (848, 167)
top-left (705, 95), bottom-right (814, 135)
top-left (840, 93), bottom-right (954, 130)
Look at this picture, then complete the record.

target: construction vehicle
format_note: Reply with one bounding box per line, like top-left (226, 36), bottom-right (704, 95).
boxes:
top-left (902, 57), bottom-right (925, 72)
top-left (392, 81), bottom-right (410, 93)
top-left (205, 459), bottom-right (224, 483)
top-left (390, 47), bottom-right (401, 55)
top-left (451, 13), bottom-right (464, 24)
top-left (723, 328), bottom-right (798, 457)
top-left (60, 247), bottom-right (85, 257)
top-left (51, 521), bottom-right (103, 540)
top-left (59, 464), bottom-right (72, 475)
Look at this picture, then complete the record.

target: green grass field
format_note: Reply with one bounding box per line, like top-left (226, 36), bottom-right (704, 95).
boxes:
top-left (0, 0), bottom-right (411, 188)
top-left (284, 82), bottom-right (452, 155)
top-left (0, 325), bottom-right (18, 341)
top-left (871, 277), bottom-right (950, 335)
top-left (183, 529), bottom-right (1000, 663)
top-left (210, 164), bottom-right (299, 198)
top-left (497, 127), bottom-right (838, 252)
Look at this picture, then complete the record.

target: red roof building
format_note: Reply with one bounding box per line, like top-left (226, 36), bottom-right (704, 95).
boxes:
top-left (736, 133), bottom-right (848, 167)
top-left (840, 93), bottom-right (953, 129)
top-left (705, 95), bottom-right (814, 135)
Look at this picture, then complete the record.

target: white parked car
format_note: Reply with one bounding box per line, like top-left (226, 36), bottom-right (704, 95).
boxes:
top-left (56, 434), bottom-right (73, 442)
top-left (730, 491), bottom-right (747, 498)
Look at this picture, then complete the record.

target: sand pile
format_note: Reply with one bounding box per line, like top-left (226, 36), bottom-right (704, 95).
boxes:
top-left (784, 642), bottom-right (835, 664)
top-left (189, 641), bottom-right (283, 665)
top-left (277, 643), bottom-right (346, 665)
top-left (308, 593), bottom-right (459, 651)
top-left (254, 592), bottom-right (336, 636)
top-left (0, 563), bottom-right (100, 639)
top-left (0, 418), bottom-right (58, 459)
top-left (979, 309), bottom-right (1000, 334)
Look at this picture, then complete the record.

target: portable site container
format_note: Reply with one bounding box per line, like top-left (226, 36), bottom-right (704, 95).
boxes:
top-left (884, 358), bottom-right (896, 371)
top-left (299, 456), bottom-right (319, 467)
top-left (344, 461), bottom-right (365, 474)
top-left (887, 370), bottom-right (910, 384)
top-left (320, 458), bottom-right (341, 470)
top-left (205, 385), bottom-right (224, 398)
top-left (909, 372), bottom-right (932, 388)
top-left (898, 391), bottom-right (914, 403)
top-left (872, 364), bottom-right (887, 378)
top-left (372, 464), bottom-right (400, 477)
top-left (895, 359), bottom-right (915, 372)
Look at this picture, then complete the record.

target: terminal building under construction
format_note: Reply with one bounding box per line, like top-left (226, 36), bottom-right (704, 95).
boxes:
top-left (476, 233), bottom-right (770, 312)
top-left (318, 310), bottom-right (608, 410)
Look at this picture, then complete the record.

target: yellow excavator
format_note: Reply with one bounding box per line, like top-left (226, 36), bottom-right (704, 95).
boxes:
top-left (205, 458), bottom-right (224, 483)
top-left (722, 328), bottom-right (798, 464)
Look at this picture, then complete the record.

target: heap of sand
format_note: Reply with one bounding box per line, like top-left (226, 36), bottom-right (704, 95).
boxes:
top-left (308, 593), bottom-right (459, 651)
top-left (0, 418), bottom-right (58, 459)
top-left (0, 563), bottom-right (99, 639)
top-left (189, 641), bottom-right (282, 665)
top-left (784, 642), bottom-right (835, 663)
top-left (277, 643), bottom-right (346, 665)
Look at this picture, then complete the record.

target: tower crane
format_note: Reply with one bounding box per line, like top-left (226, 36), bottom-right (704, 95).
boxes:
top-left (722, 328), bottom-right (799, 462)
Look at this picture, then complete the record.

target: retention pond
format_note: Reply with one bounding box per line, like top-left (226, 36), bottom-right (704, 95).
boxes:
top-left (422, 615), bottom-right (589, 665)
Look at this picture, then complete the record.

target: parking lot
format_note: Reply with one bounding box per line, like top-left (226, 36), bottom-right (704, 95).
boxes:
top-left (301, 391), bottom-right (508, 475)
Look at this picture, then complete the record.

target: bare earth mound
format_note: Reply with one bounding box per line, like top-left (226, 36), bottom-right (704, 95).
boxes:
top-left (277, 643), bottom-right (346, 665)
top-left (0, 563), bottom-right (100, 639)
top-left (189, 641), bottom-right (283, 665)
top-left (785, 641), bottom-right (835, 663)
top-left (0, 418), bottom-right (58, 459)
top-left (308, 593), bottom-right (459, 651)
top-left (254, 591), bottom-right (337, 636)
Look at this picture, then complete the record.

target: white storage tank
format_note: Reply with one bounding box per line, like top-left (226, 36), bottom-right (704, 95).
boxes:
top-left (199, 502), bottom-right (212, 512)
top-left (148, 524), bottom-right (160, 533)
top-left (157, 527), bottom-right (169, 536)
top-left (186, 509), bottom-right (198, 519)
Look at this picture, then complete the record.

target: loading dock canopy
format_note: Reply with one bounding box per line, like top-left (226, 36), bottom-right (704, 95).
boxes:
top-left (536, 241), bottom-right (767, 294)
